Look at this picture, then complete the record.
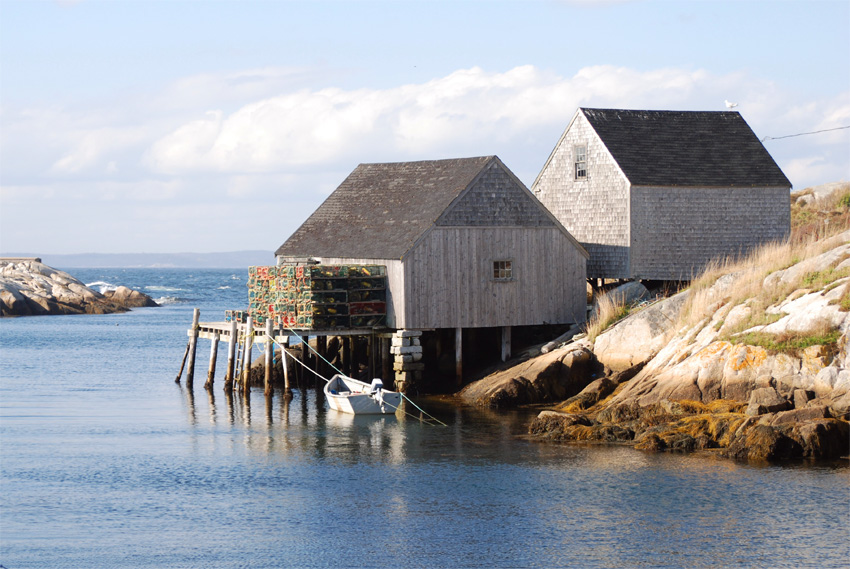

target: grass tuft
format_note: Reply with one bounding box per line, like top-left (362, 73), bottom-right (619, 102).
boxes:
top-left (585, 291), bottom-right (633, 343)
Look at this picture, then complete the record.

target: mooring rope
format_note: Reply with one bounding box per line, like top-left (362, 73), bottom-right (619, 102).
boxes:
top-left (263, 334), bottom-right (332, 384)
top-left (284, 326), bottom-right (345, 377)
top-left (262, 333), bottom-right (447, 426)
top-left (399, 393), bottom-right (447, 427)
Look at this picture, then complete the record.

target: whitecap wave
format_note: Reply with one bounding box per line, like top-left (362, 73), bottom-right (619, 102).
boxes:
top-left (154, 296), bottom-right (183, 305)
top-left (218, 285), bottom-right (231, 290)
top-left (145, 285), bottom-right (184, 293)
top-left (87, 281), bottom-right (119, 294)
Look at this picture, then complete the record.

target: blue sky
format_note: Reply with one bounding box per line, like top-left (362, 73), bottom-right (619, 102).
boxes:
top-left (1, 0), bottom-right (848, 254)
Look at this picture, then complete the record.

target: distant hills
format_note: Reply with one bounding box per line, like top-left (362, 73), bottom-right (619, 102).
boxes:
top-left (1, 251), bottom-right (275, 269)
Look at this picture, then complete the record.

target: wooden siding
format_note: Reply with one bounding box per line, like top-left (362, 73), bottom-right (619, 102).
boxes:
top-left (401, 227), bottom-right (587, 329)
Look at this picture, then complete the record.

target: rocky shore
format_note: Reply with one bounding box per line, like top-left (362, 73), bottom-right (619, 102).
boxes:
top-left (0, 258), bottom-right (157, 316)
top-left (460, 226), bottom-right (850, 462)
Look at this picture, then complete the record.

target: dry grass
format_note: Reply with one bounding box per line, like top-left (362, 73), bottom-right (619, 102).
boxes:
top-left (585, 290), bottom-right (631, 343)
top-left (676, 229), bottom-right (849, 337)
top-left (585, 185), bottom-right (850, 355)
top-left (790, 183), bottom-right (850, 245)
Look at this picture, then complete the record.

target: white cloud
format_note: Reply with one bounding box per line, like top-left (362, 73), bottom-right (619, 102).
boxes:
top-left (3, 64), bottom-right (849, 252)
top-left (145, 65), bottom-right (734, 174)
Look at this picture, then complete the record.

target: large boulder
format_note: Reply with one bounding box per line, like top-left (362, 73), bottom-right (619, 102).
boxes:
top-left (103, 286), bottom-right (159, 308)
top-left (459, 342), bottom-right (597, 408)
top-left (593, 290), bottom-right (689, 372)
top-left (745, 387), bottom-right (791, 416)
top-left (1, 259), bottom-right (157, 316)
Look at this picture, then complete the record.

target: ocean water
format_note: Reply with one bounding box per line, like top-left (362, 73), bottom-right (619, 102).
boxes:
top-left (1, 268), bottom-right (848, 569)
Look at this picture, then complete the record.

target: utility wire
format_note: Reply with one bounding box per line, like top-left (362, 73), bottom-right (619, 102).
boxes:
top-left (761, 125), bottom-right (850, 142)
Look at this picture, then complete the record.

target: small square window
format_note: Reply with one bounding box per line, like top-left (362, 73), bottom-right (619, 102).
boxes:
top-left (575, 145), bottom-right (587, 180)
top-left (493, 260), bottom-right (512, 281)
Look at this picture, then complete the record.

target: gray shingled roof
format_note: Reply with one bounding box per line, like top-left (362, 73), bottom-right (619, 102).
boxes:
top-left (581, 108), bottom-right (792, 188)
top-left (275, 156), bottom-right (496, 259)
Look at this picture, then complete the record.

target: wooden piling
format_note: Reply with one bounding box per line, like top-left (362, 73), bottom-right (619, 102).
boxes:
top-left (204, 331), bottom-right (220, 390)
top-left (186, 308), bottom-right (200, 388)
top-left (281, 336), bottom-right (293, 399)
top-left (341, 336), bottom-right (351, 376)
top-left (501, 326), bottom-right (511, 362)
top-left (381, 336), bottom-right (391, 382)
top-left (316, 336), bottom-right (322, 377)
top-left (368, 333), bottom-right (376, 380)
top-left (264, 319), bottom-right (273, 396)
top-left (240, 316), bottom-right (254, 390)
top-left (455, 327), bottom-right (463, 386)
top-left (224, 319), bottom-right (237, 391)
top-left (175, 341), bottom-right (190, 383)
top-left (301, 336), bottom-right (311, 386)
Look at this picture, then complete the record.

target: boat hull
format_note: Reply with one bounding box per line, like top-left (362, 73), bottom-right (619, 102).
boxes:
top-left (324, 374), bottom-right (401, 415)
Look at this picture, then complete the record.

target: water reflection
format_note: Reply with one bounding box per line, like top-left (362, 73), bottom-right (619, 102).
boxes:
top-left (177, 384), bottom-right (553, 467)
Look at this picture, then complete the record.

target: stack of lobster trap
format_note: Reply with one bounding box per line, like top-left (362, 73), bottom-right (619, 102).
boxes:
top-left (229, 264), bottom-right (388, 330)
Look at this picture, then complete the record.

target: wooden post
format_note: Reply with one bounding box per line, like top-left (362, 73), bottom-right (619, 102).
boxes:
top-left (341, 336), bottom-right (350, 377)
top-left (240, 316), bottom-right (254, 390)
top-left (175, 341), bottom-right (190, 383)
top-left (501, 326), bottom-right (511, 362)
top-left (298, 336), bottom-right (316, 384)
top-left (317, 336), bottom-right (327, 378)
top-left (455, 327), bottom-right (463, 386)
top-left (368, 333), bottom-right (376, 380)
top-left (204, 331), bottom-right (219, 390)
top-left (381, 337), bottom-right (391, 382)
top-left (282, 350), bottom-right (293, 399)
top-left (186, 308), bottom-right (200, 388)
top-left (224, 319), bottom-right (237, 391)
top-left (264, 319), bottom-right (273, 396)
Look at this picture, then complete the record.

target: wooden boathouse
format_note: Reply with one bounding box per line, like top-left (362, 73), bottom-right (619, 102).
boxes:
top-left (274, 155), bottom-right (589, 391)
top-left (532, 108), bottom-right (792, 281)
top-left (180, 156), bottom-right (588, 395)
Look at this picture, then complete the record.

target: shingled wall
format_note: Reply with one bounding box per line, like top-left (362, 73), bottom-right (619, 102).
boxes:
top-left (438, 160), bottom-right (555, 227)
top-left (532, 114), bottom-right (631, 278)
top-left (629, 186), bottom-right (791, 280)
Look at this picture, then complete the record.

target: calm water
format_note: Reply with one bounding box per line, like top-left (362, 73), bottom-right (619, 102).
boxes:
top-left (1, 269), bottom-right (848, 569)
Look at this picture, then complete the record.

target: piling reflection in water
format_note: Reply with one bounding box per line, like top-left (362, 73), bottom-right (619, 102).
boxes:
top-left (175, 381), bottom-right (556, 466)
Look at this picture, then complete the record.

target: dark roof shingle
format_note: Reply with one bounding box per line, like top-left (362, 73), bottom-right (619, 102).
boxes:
top-left (581, 108), bottom-right (791, 187)
top-left (275, 156), bottom-right (495, 259)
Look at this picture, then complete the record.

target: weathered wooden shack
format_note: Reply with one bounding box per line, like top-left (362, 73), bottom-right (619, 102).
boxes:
top-left (276, 156), bottom-right (589, 388)
top-left (532, 108), bottom-right (792, 281)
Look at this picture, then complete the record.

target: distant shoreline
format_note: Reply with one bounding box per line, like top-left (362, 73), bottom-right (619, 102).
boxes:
top-left (0, 250), bottom-right (275, 269)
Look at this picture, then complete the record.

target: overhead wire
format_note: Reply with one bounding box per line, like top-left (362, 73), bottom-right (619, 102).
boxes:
top-left (761, 125), bottom-right (850, 142)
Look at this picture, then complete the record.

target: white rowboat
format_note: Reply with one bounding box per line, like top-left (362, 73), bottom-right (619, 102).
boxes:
top-left (324, 374), bottom-right (401, 415)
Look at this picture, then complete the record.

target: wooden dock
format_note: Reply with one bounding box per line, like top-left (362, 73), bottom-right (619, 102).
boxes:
top-left (177, 308), bottom-right (396, 398)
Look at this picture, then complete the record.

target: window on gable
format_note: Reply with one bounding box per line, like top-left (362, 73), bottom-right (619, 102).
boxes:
top-left (574, 145), bottom-right (587, 180)
top-left (493, 260), bottom-right (513, 281)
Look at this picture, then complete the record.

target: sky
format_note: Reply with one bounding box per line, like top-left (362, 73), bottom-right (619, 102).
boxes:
top-left (1, 0), bottom-right (849, 255)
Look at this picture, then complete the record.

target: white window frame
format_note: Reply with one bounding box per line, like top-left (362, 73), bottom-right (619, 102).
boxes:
top-left (574, 144), bottom-right (587, 180)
